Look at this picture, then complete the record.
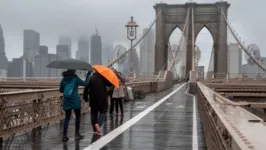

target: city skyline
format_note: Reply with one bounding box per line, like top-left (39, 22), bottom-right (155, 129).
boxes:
top-left (0, 0), bottom-right (264, 69)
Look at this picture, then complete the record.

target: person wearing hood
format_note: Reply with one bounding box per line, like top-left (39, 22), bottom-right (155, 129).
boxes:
top-left (59, 69), bottom-right (88, 142)
top-left (83, 69), bottom-right (113, 134)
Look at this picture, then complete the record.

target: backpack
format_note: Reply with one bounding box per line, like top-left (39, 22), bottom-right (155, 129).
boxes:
top-left (63, 78), bottom-right (77, 99)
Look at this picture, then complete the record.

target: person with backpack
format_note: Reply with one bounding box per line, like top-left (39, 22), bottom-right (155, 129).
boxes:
top-left (83, 69), bottom-right (113, 134)
top-left (59, 69), bottom-right (88, 142)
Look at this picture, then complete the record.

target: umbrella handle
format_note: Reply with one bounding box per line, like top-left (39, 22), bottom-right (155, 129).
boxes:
top-left (85, 71), bottom-right (92, 82)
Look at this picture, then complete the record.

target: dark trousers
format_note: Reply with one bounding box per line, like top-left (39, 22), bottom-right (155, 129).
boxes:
top-left (63, 109), bottom-right (81, 136)
top-left (91, 108), bottom-right (106, 132)
top-left (114, 98), bottom-right (123, 114)
top-left (109, 97), bottom-right (115, 114)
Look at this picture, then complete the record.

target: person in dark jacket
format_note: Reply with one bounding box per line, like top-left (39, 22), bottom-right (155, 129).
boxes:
top-left (83, 69), bottom-right (113, 134)
top-left (59, 69), bottom-right (88, 142)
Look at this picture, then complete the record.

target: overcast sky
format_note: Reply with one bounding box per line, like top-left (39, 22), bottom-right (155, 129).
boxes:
top-left (0, 0), bottom-right (264, 70)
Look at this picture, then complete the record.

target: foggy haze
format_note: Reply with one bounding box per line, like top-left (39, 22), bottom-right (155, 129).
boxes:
top-left (0, 0), bottom-right (265, 68)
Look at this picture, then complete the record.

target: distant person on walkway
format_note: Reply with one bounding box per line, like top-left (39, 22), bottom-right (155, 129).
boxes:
top-left (112, 72), bottom-right (125, 115)
top-left (83, 69), bottom-right (113, 134)
top-left (59, 69), bottom-right (88, 142)
top-left (108, 69), bottom-right (118, 115)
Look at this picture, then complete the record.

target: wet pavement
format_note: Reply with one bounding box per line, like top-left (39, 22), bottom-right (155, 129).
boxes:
top-left (1, 83), bottom-right (207, 150)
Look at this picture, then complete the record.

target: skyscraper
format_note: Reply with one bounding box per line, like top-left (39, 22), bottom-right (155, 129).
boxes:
top-left (34, 46), bottom-right (49, 77)
top-left (228, 43), bottom-right (242, 77)
top-left (34, 46), bottom-right (62, 77)
top-left (76, 35), bottom-right (90, 62)
top-left (23, 30), bottom-right (40, 62)
top-left (56, 45), bottom-right (70, 60)
top-left (140, 28), bottom-right (155, 73)
top-left (102, 43), bottom-right (113, 65)
top-left (90, 28), bottom-right (102, 65)
top-left (59, 35), bottom-right (72, 58)
top-left (7, 57), bottom-right (33, 77)
top-left (122, 48), bottom-right (140, 76)
top-left (0, 24), bottom-right (8, 77)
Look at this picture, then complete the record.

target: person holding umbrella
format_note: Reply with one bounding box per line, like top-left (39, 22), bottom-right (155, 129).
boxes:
top-left (83, 65), bottom-right (119, 134)
top-left (59, 69), bottom-right (88, 142)
top-left (46, 59), bottom-right (93, 142)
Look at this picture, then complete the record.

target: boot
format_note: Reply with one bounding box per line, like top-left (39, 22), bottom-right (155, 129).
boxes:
top-left (75, 132), bottom-right (84, 139)
top-left (62, 135), bottom-right (69, 142)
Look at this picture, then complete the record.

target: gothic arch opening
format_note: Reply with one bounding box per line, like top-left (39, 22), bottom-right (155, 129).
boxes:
top-left (168, 26), bottom-right (185, 78)
top-left (195, 27), bottom-right (214, 78)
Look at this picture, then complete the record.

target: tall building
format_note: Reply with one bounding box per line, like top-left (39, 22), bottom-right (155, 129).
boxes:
top-left (56, 45), bottom-right (70, 60)
top-left (34, 46), bottom-right (49, 77)
top-left (7, 57), bottom-right (33, 77)
top-left (23, 30), bottom-right (40, 62)
top-left (76, 35), bottom-right (90, 62)
top-left (113, 44), bottom-right (127, 72)
top-left (241, 57), bottom-right (266, 78)
top-left (59, 35), bottom-right (72, 58)
top-left (140, 28), bottom-right (155, 73)
top-left (228, 43), bottom-right (242, 78)
top-left (196, 66), bottom-right (204, 79)
top-left (34, 45), bottom-right (63, 77)
top-left (0, 24), bottom-right (8, 77)
top-left (49, 54), bottom-right (61, 77)
top-left (122, 48), bottom-right (140, 76)
top-left (90, 29), bottom-right (102, 65)
top-left (245, 44), bottom-right (261, 65)
top-left (102, 43), bottom-right (113, 65)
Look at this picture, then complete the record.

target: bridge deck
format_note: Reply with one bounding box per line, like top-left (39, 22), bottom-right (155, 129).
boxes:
top-left (1, 83), bottom-right (206, 150)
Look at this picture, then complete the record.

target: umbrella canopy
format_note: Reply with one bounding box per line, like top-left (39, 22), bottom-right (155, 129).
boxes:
top-left (46, 59), bottom-right (93, 71)
top-left (93, 65), bottom-right (119, 88)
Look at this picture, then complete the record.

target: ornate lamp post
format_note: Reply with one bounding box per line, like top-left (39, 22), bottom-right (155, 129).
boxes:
top-left (125, 16), bottom-right (138, 78)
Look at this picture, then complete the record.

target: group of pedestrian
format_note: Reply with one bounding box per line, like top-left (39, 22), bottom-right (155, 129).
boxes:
top-left (59, 68), bottom-right (126, 142)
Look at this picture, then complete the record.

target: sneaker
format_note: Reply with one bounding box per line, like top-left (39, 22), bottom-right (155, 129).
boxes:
top-left (62, 136), bottom-right (69, 142)
top-left (75, 132), bottom-right (84, 139)
top-left (94, 124), bottom-right (101, 134)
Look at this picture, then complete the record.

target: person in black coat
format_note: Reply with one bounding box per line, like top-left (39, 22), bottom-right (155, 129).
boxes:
top-left (83, 70), bottom-right (113, 134)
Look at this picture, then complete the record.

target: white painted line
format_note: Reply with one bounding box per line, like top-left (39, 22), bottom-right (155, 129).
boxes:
top-left (185, 87), bottom-right (198, 150)
top-left (83, 83), bottom-right (187, 150)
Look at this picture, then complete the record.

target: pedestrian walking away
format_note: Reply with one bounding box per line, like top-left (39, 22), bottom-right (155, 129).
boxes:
top-left (83, 69), bottom-right (113, 134)
top-left (59, 69), bottom-right (88, 142)
top-left (108, 69), bottom-right (118, 115)
top-left (112, 72), bottom-right (125, 115)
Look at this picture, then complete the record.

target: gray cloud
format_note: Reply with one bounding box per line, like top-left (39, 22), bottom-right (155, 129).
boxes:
top-left (0, 0), bottom-right (265, 69)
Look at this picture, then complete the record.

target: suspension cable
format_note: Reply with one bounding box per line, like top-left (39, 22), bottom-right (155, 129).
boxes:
top-left (107, 9), bottom-right (162, 67)
top-left (221, 9), bottom-right (266, 72)
top-left (207, 47), bottom-right (214, 73)
top-left (168, 8), bottom-right (190, 70)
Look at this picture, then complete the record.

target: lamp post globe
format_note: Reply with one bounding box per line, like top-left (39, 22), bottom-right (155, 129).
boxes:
top-left (125, 16), bottom-right (138, 78)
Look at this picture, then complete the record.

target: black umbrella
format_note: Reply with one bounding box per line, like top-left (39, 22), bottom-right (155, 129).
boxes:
top-left (46, 59), bottom-right (93, 71)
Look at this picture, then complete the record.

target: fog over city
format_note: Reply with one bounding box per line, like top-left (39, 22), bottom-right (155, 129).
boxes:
top-left (0, 0), bottom-right (264, 68)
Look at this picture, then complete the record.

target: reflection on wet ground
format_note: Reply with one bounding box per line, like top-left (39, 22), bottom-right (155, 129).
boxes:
top-left (1, 83), bottom-right (207, 150)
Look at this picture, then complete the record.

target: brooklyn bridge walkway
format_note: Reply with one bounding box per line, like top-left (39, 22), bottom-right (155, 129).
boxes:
top-left (2, 83), bottom-right (206, 150)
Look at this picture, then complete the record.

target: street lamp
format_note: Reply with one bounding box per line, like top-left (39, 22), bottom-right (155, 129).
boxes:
top-left (125, 16), bottom-right (139, 78)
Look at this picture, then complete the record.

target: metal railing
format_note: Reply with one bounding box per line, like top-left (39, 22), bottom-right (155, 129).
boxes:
top-left (197, 82), bottom-right (266, 150)
top-left (0, 80), bottom-right (158, 139)
top-left (199, 73), bottom-right (266, 83)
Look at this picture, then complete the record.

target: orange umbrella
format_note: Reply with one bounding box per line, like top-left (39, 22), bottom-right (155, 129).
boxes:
top-left (92, 65), bottom-right (119, 88)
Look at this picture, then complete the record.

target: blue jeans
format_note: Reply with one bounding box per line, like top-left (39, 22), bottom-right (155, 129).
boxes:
top-left (63, 109), bottom-right (81, 136)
